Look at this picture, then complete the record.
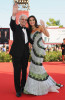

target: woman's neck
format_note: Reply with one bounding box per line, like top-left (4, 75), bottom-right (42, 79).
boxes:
top-left (32, 26), bottom-right (36, 30)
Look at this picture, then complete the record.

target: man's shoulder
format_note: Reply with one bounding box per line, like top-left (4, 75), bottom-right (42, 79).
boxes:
top-left (17, 24), bottom-right (20, 27)
top-left (26, 27), bottom-right (29, 29)
top-left (26, 27), bottom-right (28, 30)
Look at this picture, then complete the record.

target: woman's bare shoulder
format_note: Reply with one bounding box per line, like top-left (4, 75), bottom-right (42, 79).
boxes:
top-left (38, 25), bottom-right (43, 32)
top-left (38, 25), bottom-right (42, 28)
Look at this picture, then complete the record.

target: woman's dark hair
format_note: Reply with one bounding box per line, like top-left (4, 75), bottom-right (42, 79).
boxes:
top-left (27, 15), bottom-right (38, 33)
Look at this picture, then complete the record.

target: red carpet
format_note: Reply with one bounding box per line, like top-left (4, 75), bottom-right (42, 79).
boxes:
top-left (0, 62), bottom-right (65, 100)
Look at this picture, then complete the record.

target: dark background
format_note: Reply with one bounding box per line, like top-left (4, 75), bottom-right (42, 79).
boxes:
top-left (0, 28), bottom-right (10, 44)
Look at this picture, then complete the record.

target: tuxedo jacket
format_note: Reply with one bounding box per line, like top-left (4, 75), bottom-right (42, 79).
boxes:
top-left (9, 18), bottom-right (33, 57)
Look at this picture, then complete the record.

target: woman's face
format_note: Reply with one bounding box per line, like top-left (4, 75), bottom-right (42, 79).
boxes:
top-left (29, 17), bottom-right (35, 26)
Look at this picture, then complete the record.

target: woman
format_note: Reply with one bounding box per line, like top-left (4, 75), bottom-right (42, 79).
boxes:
top-left (61, 38), bottom-right (65, 63)
top-left (24, 15), bottom-right (63, 95)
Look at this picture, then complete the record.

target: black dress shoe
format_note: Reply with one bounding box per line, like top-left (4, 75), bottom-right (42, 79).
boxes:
top-left (16, 92), bottom-right (21, 97)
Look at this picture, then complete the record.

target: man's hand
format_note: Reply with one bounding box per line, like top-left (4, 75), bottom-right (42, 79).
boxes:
top-left (12, 3), bottom-right (18, 16)
top-left (29, 43), bottom-right (32, 49)
top-left (62, 47), bottom-right (64, 49)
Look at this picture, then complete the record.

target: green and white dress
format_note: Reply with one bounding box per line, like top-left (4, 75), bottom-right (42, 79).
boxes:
top-left (24, 31), bottom-right (63, 95)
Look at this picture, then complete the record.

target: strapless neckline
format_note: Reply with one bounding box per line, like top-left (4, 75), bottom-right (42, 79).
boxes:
top-left (31, 31), bottom-right (40, 35)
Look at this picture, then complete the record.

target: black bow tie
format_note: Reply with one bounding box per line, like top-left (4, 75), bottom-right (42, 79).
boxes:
top-left (21, 27), bottom-right (26, 29)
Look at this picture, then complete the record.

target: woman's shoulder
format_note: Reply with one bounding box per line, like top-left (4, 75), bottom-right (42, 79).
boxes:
top-left (38, 25), bottom-right (42, 31)
top-left (35, 25), bottom-right (41, 33)
top-left (38, 25), bottom-right (43, 32)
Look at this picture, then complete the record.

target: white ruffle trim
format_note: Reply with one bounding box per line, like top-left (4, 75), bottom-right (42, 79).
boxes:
top-left (24, 76), bottom-right (60, 95)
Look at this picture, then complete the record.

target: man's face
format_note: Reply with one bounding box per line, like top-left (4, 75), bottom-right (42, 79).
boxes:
top-left (5, 31), bottom-right (7, 35)
top-left (19, 16), bottom-right (27, 27)
top-left (63, 39), bottom-right (65, 43)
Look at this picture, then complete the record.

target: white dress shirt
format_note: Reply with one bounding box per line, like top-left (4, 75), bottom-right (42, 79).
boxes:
top-left (12, 16), bottom-right (28, 44)
top-left (22, 28), bottom-right (28, 44)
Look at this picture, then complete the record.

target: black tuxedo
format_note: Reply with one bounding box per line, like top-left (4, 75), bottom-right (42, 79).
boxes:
top-left (10, 18), bottom-right (33, 93)
top-left (10, 19), bottom-right (33, 57)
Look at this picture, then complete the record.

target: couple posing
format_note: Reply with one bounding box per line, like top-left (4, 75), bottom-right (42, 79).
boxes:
top-left (10, 3), bottom-right (63, 97)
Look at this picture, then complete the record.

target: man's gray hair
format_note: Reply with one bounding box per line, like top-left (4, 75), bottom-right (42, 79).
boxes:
top-left (19, 14), bottom-right (28, 20)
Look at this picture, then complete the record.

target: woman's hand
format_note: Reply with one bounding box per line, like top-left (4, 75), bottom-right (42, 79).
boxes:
top-left (40, 20), bottom-right (45, 28)
top-left (40, 20), bottom-right (49, 37)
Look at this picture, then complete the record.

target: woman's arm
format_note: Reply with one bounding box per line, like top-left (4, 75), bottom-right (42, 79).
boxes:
top-left (40, 20), bottom-right (49, 37)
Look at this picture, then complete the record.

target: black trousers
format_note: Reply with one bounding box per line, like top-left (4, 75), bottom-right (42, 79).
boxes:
top-left (12, 44), bottom-right (29, 92)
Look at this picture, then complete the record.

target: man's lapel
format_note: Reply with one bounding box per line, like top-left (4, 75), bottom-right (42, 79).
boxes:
top-left (18, 25), bottom-right (25, 41)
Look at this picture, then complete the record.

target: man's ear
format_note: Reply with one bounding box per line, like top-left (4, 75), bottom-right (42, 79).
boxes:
top-left (18, 19), bottom-right (20, 24)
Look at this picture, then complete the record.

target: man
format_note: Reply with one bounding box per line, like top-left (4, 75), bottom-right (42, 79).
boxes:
top-left (61, 38), bottom-right (65, 63)
top-left (3, 30), bottom-right (9, 43)
top-left (0, 30), bottom-right (4, 44)
top-left (9, 3), bottom-right (33, 97)
top-left (0, 31), bottom-right (2, 43)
